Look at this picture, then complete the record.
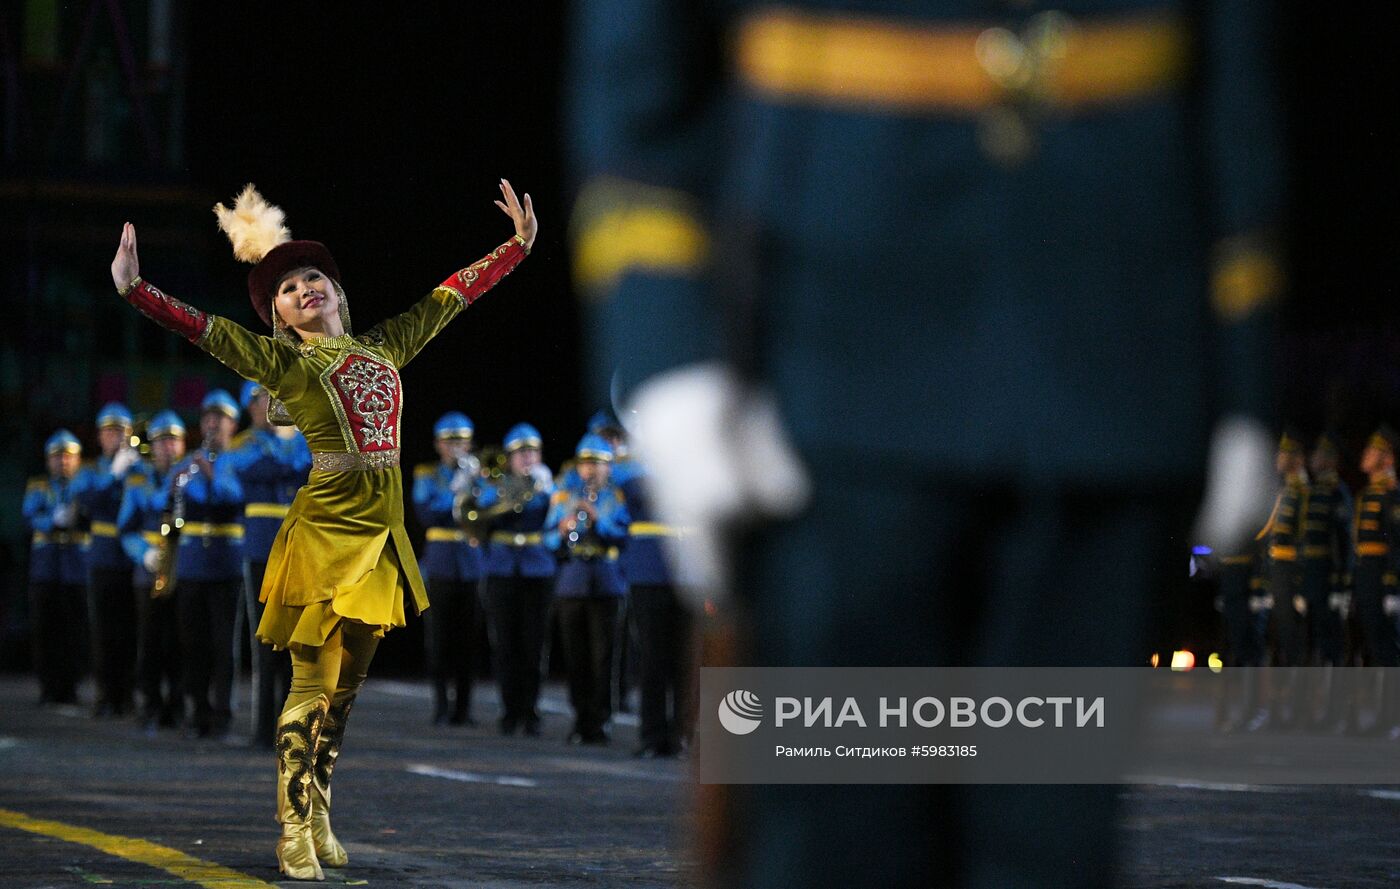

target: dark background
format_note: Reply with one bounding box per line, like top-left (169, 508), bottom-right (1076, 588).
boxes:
top-left (2, 1), bottom-right (1399, 670)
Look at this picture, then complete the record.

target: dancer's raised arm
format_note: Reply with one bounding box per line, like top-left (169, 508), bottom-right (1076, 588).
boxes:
top-left (110, 222), bottom-right (295, 390)
top-left (368, 179), bottom-right (537, 369)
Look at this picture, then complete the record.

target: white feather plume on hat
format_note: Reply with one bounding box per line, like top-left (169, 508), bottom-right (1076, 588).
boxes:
top-left (213, 184), bottom-right (291, 264)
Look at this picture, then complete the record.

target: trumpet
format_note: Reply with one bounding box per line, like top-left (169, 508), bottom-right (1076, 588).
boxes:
top-left (564, 482), bottom-right (601, 556)
top-left (151, 462), bottom-right (198, 598)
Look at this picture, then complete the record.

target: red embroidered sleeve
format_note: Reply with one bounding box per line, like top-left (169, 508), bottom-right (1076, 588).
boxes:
top-left (118, 277), bottom-right (210, 344)
top-left (437, 235), bottom-right (529, 308)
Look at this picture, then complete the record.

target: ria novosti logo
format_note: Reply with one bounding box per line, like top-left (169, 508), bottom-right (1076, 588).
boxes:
top-left (718, 690), bottom-right (764, 735)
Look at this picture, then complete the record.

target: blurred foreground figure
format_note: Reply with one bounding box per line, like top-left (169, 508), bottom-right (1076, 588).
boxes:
top-left (571, 2), bottom-right (1283, 887)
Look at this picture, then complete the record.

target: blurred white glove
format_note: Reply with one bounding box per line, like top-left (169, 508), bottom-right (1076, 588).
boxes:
top-left (629, 362), bottom-right (811, 607)
top-left (142, 548), bottom-right (161, 573)
top-left (1384, 595), bottom-right (1400, 617)
top-left (51, 503), bottom-right (77, 529)
top-left (110, 447), bottom-right (140, 478)
top-left (529, 463), bottom-right (554, 490)
top-left (1192, 414), bottom-right (1276, 553)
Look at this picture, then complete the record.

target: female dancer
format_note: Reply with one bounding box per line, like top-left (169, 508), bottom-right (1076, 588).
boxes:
top-left (110, 181), bottom-right (537, 880)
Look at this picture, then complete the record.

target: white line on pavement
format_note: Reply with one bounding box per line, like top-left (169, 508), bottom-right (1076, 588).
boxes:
top-left (1216, 878), bottom-right (1334, 889)
top-left (406, 763), bottom-right (539, 788)
top-left (1129, 778), bottom-right (1294, 793)
top-left (1360, 789), bottom-right (1400, 800)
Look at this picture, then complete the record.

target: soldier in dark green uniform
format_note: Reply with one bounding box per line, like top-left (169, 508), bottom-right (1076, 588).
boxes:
top-left (1353, 425), bottom-right (1400, 736)
top-left (569, 1), bottom-right (1284, 885)
top-left (1257, 431), bottom-right (1309, 726)
top-left (1301, 433), bottom-right (1352, 728)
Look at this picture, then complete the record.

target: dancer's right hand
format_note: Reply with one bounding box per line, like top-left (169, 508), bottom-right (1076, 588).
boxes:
top-left (111, 222), bottom-right (140, 290)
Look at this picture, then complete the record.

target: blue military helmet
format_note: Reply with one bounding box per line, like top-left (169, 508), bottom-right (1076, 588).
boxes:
top-left (95, 401), bottom-right (133, 430)
top-left (575, 433), bottom-right (614, 463)
top-left (586, 410), bottom-right (622, 436)
top-left (200, 389), bottom-right (240, 420)
top-left (504, 422), bottom-right (543, 452)
top-left (239, 380), bottom-right (266, 409)
top-left (434, 411), bottom-right (475, 440)
top-left (45, 429), bottom-right (82, 455)
top-left (148, 410), bottom-right (187, 440)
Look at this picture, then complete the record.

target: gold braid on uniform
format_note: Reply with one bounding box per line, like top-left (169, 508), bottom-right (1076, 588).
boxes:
top-left (276, 700), bottom-right (327, 820)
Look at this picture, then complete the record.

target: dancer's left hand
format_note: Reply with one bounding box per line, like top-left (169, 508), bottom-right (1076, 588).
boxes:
top-left (495, 178), bottom-right (537, 250)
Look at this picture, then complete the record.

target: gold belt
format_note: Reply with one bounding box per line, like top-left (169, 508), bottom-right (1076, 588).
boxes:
top-left (141, 531), bottom-right (162, 546)
top-left (245, 502), bottom-right (291, 519)
top-left (426, 527), bottom-right (477, 544)
top-left (570, 544), bottom-right (620, 561)
top-left (1357, 542), bottom-right (1389, 557)
top-left (31, 531), bottom-right (89, 546)
top-left (1268, 545), bottom-right (1298, 562)
top-left (491, 531), bottom-right (543, 547)
top-left (628, 521), bottom-right (679, 538)
top-left (735, 8), bottom-right (1186, 113)
top-left (90, 521), bottom-right (119, 537)
top-left (179, 522), bottom-right (244, 538)
top-left (312, 449), bottom-right (400, 472)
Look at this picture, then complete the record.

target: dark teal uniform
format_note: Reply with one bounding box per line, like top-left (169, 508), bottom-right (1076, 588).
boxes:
top-left (570, 1), bottom-right (1282, 885)
top-left (1261, 474), bottom-right (1308, 667)
top-left (1352, 480), bottom-right (1400, 669)
top-left (1300, 471), bottom-right (1351, 665)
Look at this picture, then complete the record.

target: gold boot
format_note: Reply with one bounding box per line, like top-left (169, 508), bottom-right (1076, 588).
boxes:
top-left (275, 694), bottom-right (329, 881)
top-left (309, 695), bottom-right (354, 868)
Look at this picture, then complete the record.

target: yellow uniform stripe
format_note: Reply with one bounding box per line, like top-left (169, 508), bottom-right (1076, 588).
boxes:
top-left (0, 807), bottom-right (274, 889)
top-left (574, 206), bottom-right (709, 293)
top-left (735, 8), bottom-right (1186, 113)
top-left (179, 522), bottom-right (244, 538)
top-left (244, 502), bottom-right (290, 519)
top-left (1358, 542), bottom-right (1389, 557)
top-left (141, 531), bottom-right (162, 546)
top-left (90, 521), bottom-right (119, 537)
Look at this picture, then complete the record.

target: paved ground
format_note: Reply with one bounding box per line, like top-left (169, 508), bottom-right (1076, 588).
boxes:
top-left (1, 675), bottom-right (1397, 888)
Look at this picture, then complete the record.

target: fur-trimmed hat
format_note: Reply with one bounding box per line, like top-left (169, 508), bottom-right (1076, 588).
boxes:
top-left (213, 185), bottom-right (342, 329)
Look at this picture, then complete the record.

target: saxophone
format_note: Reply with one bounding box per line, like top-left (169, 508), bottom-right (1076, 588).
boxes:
top-left (151, 462), bottom-right (198, 598)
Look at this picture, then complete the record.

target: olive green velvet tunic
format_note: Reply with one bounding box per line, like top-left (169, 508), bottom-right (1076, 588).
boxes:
top-left (138, 236), bottom-right (527, 648)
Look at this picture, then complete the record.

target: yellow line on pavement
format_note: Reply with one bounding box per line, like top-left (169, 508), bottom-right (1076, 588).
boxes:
top-left (0, 808), bottom-right (274, 888)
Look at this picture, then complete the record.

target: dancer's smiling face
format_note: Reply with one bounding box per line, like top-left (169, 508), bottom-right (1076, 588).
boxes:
top-left (274, 267), bottom-right (340, 332)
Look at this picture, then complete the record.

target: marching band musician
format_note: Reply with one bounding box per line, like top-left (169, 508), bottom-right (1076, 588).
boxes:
top-left (118, 410), bottom-right (189, 731)
top-left (546, 433), bottom-right (631, 745)
top-left (223, 381), bottom-right (311, 747)
top-left (23, 430), bottom-right (90, 706)
top-left (478, 422), bottom-right (556, 736)
top-left (75, 402), bottom-right (148, 717)
top-left (171, 389), bottom-right (246, 738)
top-left (413, 411), bottom-right (486, 726)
